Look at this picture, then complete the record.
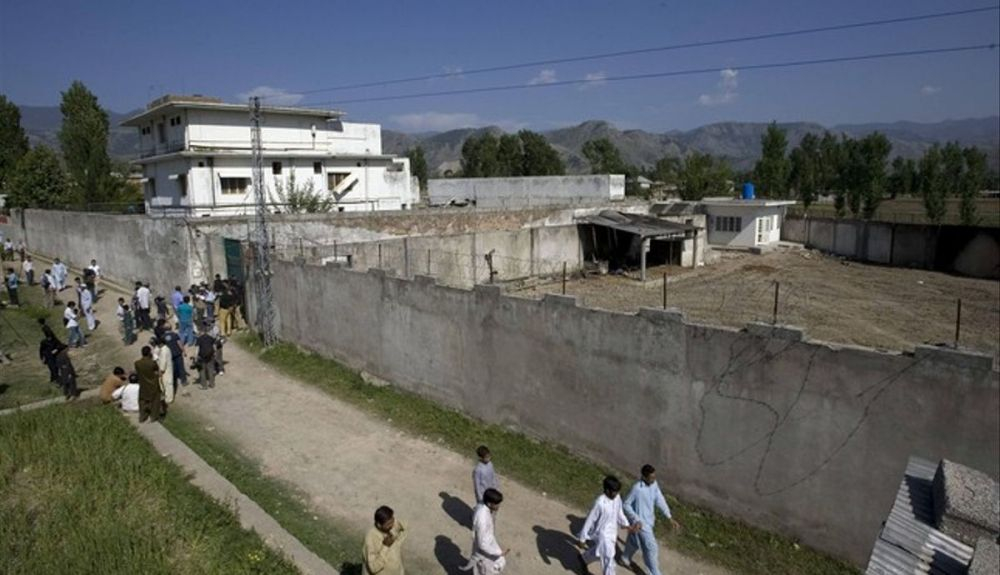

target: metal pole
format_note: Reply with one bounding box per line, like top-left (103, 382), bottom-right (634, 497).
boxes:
top-left (427, 249), bottom-right (431, 275)
top-left (334, 241), bottom-right (338, 261)
top-left (298, 238), bottom-right (303, 257)
top-left (663, 272), bottom-right (667, 309)
top-left (562, 262), bottom-right (567, 295)
top-left (378, 244), bottom-right (382, 268)
top-left (955, 298), bottom-right (962, 347)
top-left (772, 281), bottom-right (780, 325)
top-left (249, 96), bottom-right (276, 346)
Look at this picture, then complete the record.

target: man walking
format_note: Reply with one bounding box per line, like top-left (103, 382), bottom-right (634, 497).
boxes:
top-left (55, 343), bottom-right (79, 400)
top-left (64, 301), bottom-right (85, 348)
top-left (464, 488), bottom-right (509, 574)
top-left (41, 269), bottom-right (56, 307)
top-left (52, 258), bottom-right (67, 291)
top-left (87, 259), bottom-right (101, 298)
top-left (176, 295), bottom-right (195, 345)
top-left (621, 465), bottom-right (681, 575)
top-left (5, 267), bottom-right (19, 306)
top-left (39, 335), bottom-right (61, 384)
top-left (153, 337), bottom-right (175, 404)
top-left (363, 506), bottom-right (408, 575)
top-left (134, 346), bottom-right (162, 423)
top-left (21, 255), bottom-right (34, 286)
top-left (162, 327), bottom-right (188, 389)
top-left (135, 282), bottom-right (152, 331)
top-left (80, 280), bottom-right (97, 331)
top-left (170, 285), bottom-right (184, 317)
top-left (473, 445), bottom-right (500, 505)
top-left (576, 475), bottom-right (641, 575)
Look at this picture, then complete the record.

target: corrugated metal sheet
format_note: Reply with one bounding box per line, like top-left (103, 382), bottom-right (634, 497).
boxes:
top-left (580, 210), bottom-right (699, 240)
top-left (866, 457), bottom-right (975, 575)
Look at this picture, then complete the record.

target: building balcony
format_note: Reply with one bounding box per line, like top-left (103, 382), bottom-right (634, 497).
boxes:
top-left (139, 141), bottom-right (187, 158)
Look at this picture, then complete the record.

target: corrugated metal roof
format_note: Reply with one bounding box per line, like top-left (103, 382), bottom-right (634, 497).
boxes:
top-left (866, 456), bottom-right (975, 575)
top-left (580, 210), bottom-right (699, 240)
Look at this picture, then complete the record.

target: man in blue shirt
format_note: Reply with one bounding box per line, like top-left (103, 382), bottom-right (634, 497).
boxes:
top-left (6, 267), bottom-right (19, 306)
top-left (176, 295), bottom-right (195, 346)
top-left (621, 464), bottom-right (681, 575)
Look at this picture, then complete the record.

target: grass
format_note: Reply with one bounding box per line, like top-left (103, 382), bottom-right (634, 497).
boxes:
top-left (0, 284), bottom-right (63, 409)
top-left (161, 407), bottom-right (366, 575)
top-left (236, 333), bottom-right (860, 575)
top-left (789, 197), bottom-right (1000, 227)
top-left (0, 401), bottom-right (299, 575)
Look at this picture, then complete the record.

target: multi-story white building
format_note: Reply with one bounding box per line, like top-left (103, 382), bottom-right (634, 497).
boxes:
top-left (122, 95), bottom-right (417, 216)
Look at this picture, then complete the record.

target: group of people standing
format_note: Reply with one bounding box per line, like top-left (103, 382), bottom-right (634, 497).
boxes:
top-left (362, 445), bottom-right (680, 575)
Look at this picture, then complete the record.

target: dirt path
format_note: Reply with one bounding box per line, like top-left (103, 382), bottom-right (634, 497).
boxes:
top-left (86, 287), bottom-right (727, 575)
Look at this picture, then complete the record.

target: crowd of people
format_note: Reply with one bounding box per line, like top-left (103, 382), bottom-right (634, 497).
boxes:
top-left (362, 444), bottom-right (681, 575)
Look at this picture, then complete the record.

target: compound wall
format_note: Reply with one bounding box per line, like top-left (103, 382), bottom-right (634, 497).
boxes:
top-left (265, 259), bottom-right (1000, 565)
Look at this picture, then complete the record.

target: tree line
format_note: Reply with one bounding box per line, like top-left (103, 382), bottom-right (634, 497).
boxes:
top-left (0, 82), bottom-right (140, 211)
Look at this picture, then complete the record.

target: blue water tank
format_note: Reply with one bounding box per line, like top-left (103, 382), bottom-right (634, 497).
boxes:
top-left (742, 182), bottom-right (755, 200)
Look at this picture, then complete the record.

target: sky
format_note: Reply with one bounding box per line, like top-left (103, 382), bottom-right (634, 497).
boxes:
top-left (1, 0), bottom-right (998, 133)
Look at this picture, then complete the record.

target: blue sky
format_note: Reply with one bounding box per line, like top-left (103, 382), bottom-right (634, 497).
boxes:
top-left (1, 0), bottom-right (998, 132)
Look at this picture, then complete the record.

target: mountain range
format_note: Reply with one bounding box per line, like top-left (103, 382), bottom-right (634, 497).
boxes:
top-left (16, 104), bottom-right (999, 174)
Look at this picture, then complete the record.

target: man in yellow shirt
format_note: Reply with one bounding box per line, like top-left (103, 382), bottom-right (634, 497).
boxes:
top-left (363, 505), bottom-right (407, 575)
top-left (99, 367), bottom-right (127, 403)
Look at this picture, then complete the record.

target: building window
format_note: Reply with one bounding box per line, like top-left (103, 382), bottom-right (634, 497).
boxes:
top-left (715, 216), bottom-right (742, 232)
top-left (177, 174), bottom-right (187, 197)
top-left (220, 177), bottom-right (250, 195)
top-left (272, 162), bottom-right (282, 175)
top-left (313, 162), bottom-right (322, 174)
top-left (146, 178), bottom-right (156, 197)
top-left (327, 172), bottom-right (352, 190)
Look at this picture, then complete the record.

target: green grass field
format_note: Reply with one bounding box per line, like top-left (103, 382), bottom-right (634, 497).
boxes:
top-left (790, 197), bottom-right (1000, 227)
top-left (237, 334), bottom-right (859, 575)
top-left (0, 402), bottom-right (299, 575)
top-left (1, 284), bottom-right (64, 409)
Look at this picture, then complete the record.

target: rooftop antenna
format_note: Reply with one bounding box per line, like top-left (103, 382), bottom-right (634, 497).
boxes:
top-left (249, 96), bottom-right (277, 346)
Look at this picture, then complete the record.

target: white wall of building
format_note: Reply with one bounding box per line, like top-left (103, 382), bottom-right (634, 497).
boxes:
top-left (428, 174), bottom-right (625, 208)
top-left (704, 204), bottom-right (786, 247)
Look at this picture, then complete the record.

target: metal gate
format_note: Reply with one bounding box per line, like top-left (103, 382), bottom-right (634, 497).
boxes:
top-left (223, 238), bottom-right (245, 282)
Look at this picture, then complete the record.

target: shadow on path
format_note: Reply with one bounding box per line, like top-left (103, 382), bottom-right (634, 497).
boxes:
top-left (439, 490), bottom-right (473, 529)
top-left (533, 514), bottom-right (587, 572)
top-left (434, 534), bottom-right (468, 575)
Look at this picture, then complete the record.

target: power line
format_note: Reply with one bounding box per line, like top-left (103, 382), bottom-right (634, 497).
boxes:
top-left (275, 4), bottom-right (1000, 100)
top-left (298, 43), bottom-right (997, 107)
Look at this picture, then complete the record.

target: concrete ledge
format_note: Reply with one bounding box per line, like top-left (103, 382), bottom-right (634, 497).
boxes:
top-left (744, 322), bottom-right (805, 342)
top-left (413, 274), bottom-right (438, 286)
top-left (366, 267), bottom-right (387, 278)
top-left (638, 307), bottom-right (686, 324)
top-left (915, 345), bottom-right (995, 372)
top-left (933, 459), bottom-right (1000, 545)
top-left (473, 284), bottom-right (501, 298)
top-left (970, 538), bottom-right (1000, 575)
top-left (542, 293), bottom-right (578, 307)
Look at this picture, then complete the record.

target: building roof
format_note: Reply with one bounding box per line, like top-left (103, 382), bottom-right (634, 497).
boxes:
top-left (581, 210), bottom-right (700, 240)
top-left (701, 197), bottom-right (797, 208)
top-left (121, 94), bottom-right (345, 127)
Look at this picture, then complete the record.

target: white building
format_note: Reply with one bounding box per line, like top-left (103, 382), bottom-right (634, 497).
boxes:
top-left (701, 198), bottom-right (797, 248)
top-left (122, 95), bottom-right (417, 216)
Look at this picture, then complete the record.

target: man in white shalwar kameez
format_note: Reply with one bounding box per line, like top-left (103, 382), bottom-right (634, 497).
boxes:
top-left (462, 488), bottom-right (508, 574)
top-left (154, 337), bottom-right (174, 404)
top-left (576, 475), bottom-right (640, 575)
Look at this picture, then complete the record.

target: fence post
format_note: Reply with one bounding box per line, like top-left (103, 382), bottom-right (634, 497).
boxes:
top-left (298, 238), bottom-right (303, 257)
top-left (378, 244), bottom-right (383, 268)
top-left (954, 298), bottom-right (962, 347)
top-left (562, 262), bottom-right (567, 295)
top-left (427, 249), bottom-right (431, 275)
top-left (334, 241), bottom-right (338, 261)
top-left (772, 281), bottom-right (780, 325)
top-left (662, 272), bottom-right (667, 309)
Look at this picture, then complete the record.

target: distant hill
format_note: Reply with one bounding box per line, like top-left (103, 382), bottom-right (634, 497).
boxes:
top-left (15, 103), bottom-right (998, 173)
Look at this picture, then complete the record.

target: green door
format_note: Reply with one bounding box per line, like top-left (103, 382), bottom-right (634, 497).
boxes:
top-left (224, 238), bottom-right (244, 282)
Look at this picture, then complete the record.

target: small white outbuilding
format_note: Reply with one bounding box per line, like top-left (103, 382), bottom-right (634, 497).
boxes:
top-left (701, 198), bottom-right (796, 248)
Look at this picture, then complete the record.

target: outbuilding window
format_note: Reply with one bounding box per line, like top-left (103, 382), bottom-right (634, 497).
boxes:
top-left (715, 216), bottom-right (742, 232)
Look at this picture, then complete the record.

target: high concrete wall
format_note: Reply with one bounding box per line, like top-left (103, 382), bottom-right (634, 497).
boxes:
top-left (428, 174), bottom-right (626, 208)
top-left (0, 209), bottom-right (190, 295)
top-left (783, 217), bottom-right (1000, 279)
top-left (264, 259), bottom-right (999, 565)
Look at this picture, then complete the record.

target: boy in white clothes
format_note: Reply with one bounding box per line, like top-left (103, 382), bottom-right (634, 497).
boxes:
top-left (462, 488), bottom-right (509, 574)
top-left (473, 445), bottom-right (499, 504)
top-left (576, 475), bottom-right (641, 575)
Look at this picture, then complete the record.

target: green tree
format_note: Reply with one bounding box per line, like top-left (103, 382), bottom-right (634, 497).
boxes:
top-left (678, 152), bottom-right (731, 201)
top-left (58, 81), bottom-right (114, 204)
top-left (273, 171), bottom-right (333, 213)
top-left (753, 122), bottom-right (791, 198)
top-left (4, 145), bottom-right (69, 209)
top-left (582, 138), bottom-right (629, 175)
top-left (460, 133), bottom-right (501, 177)
top-left (836, 136), bottom-right (863, 217)
top-left (496, 134), bottom-right (523, 177)
top-left (940, 141), bottom-right (965, 199)
top-left (652, 156), bottom-right (681, 188)
top-left (518, 130), bottom-right (564, 176)
top-left (920, 144), bottom-right (946, 224)
top-left (0, 95), bottom-right (30, 195)
top-left (406, 146), bottom-right (428, 191)
top-left (887, 156), bottom-right (917, 199)
top-left (818, 131), bottom-right (843, 195)
top-left (959, 147), bottom-right (987, 225)
top-left (789, 133), bottom-right (821, 210)
top-left (859, 132), bottom-right (892, 219)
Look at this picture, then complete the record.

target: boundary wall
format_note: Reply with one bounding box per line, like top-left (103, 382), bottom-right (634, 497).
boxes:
top-left (264, 258), bottom-right (999, 565)
top-left (782, 216), bottom-right (1000, 278)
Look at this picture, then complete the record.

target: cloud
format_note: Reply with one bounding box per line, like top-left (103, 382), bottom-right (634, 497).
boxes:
top-left (698, 68), bottom-right (739, 106)
top-left (442, 66), bottom-right (464, 79)
top-left (236, 86), bottom-right (303, 106)
top-left (578, 71), bottom-right (607, 90)
top-left (920, 84), bottom-right (941, 95)
top-left (529, 69), bottom-right (557, 85)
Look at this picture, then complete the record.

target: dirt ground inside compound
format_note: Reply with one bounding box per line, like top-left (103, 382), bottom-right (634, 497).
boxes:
top-left (508, 248), bottom-right (1000, 358)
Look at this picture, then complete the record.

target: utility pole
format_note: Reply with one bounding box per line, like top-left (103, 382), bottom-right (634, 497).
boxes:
top-left (250, 97), bottom-right (277, 346)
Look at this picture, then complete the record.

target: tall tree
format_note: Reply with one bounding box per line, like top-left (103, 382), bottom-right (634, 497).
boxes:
top-left (789, 133), bottom-right (821, 210)
top-left (0, 95), bottom-right (30, 195)
top-left (518, 130), bottom-right (564, 176)
top-left (678, 152), bottom-right (731, 201)
top-left (406, 146), bottom-right (428, 191)
top-left (940, 141), bottom-right (965, 198)
top-left (859, 132), bottom-right (892, 219)
top-left (4, 145), bottom-right (68, 209)
top-left (959, 147), bottom-right (987, 225)
top-left (582, 138), bottom-right (629, 175)
top-left (460, 133), bottom-right (500, 177)
top-left (887, 156), bottom-right (917, 199)
top-left (818, 131), bottom-right (843, 195)
top-left (496, 134), bottom-right (523, 177)
top-left (652, 156), bottom-right (681, 188)
top-left (920, 144), bottom-right (946, 224)
top-left (837, 136), bottom-right (864, 217)
top-left (58, 81), bottom-right (113, 204)
top-left (753, 122), bottom-right (791, 198)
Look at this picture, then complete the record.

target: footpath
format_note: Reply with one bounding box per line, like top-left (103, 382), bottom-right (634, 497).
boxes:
top-left (85, 282), bottom-right (728, 575)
